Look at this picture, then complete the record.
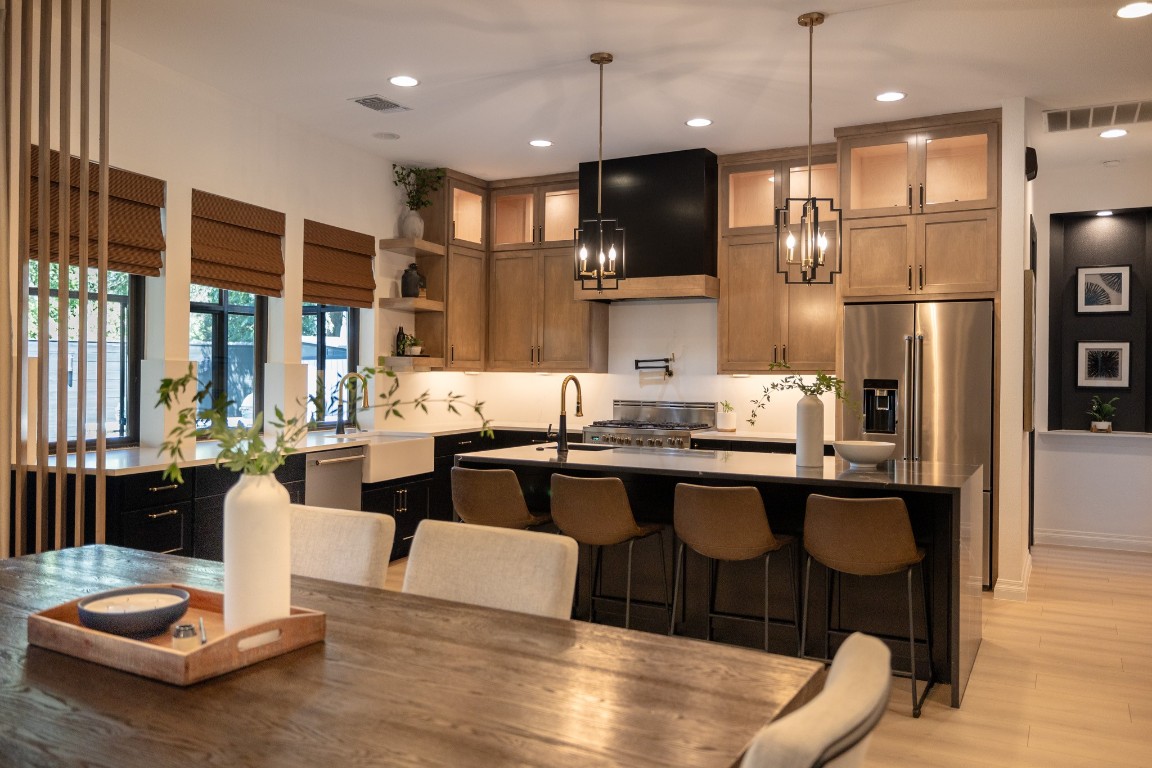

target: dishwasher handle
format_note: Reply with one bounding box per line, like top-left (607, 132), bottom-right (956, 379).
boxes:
top-left (312, 454), bottom-right (365, 466)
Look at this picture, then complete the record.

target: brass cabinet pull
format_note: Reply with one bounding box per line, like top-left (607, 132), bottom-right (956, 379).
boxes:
top-left (907, 185), bottom-right (912, 211)
top-left (148, 484), bottom-right (179, 493)
top-left (314, 455), bottom-right (364, 466)
top-left (919, 183), bottom-right (925, 211)
top-left (147, 509), bottom-right (179, 520)
top-left (907, 266), bottom-right (913, 291)
top-left (918, 265), bottom-right (924, 289)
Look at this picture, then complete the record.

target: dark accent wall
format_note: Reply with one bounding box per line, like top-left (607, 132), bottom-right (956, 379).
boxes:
top-left (1048, 208), bottom-right (1151, 431)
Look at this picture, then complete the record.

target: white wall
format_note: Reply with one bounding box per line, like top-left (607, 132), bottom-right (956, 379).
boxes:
top-left (1032, 150), bottom-right (1152, 552)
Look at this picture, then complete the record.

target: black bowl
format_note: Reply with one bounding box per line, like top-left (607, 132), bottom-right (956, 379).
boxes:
top-left (77, 587), bottom-right (191, 637)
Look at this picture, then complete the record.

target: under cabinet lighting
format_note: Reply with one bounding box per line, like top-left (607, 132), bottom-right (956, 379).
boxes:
top-left (389, 75), bottom-right (419, 87)
top-left (1097, 210), bottom-right (1114, 216)
top-left (1116, 3), bottom-right (1152, 18)
top-left (1100, 128), bottom-right (1128, 138)
top-left (875, 91), bottom-right (906, 102)
top-left (686, 118), bottom-right (713, 127)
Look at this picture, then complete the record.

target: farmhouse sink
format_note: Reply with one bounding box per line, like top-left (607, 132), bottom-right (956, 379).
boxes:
top-left (321, 430), bottom-right (434, 483)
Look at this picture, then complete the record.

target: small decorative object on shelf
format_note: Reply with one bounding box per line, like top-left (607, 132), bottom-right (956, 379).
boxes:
top-left (401, 262), bottom-right (424, 298)
top-left (392, 164), bottom-right (446, 240)
top-left (747, 362), bottom-right (853, 468)
top-left (1087, 395), bottom-right (1119, 433)
top-left (716, 400), bottom-right (738, 432)
top-left (395, 325), bottom-right (408, 356)
top-left (404, 335), bottom-right (423, 356)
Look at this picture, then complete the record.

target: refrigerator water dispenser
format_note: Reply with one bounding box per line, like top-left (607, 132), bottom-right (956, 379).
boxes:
top-left (863, 379), bottom-right (898, 434)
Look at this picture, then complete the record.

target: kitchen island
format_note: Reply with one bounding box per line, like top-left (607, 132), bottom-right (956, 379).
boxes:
top-left (456, 444), bottom-right (982, 707)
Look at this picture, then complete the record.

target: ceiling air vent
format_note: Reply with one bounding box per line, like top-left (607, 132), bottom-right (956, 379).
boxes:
top-left (1044, 100), bottom-right (1152, 132)
top-left (350, 95), bottom-right (410, 113)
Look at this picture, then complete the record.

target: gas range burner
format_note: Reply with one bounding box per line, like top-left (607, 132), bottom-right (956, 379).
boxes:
top-left (584, 401), bottom-right (717, 451)
top-left (590, 419), bottom-right (711, 431)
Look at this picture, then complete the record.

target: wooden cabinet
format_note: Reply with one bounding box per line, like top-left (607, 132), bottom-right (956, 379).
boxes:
top-left (718, 235), bottom-right (837, 374)
top-left (362, 474), bottom-right (432, 561)
top-left (717, 146), bottom-right (839, 374)
top-left (838, 119), bottom-right (998, 219)
top-left (488, 246), bottom-right (607, 372)
top-left (490, 176), bottom-right (578, 251)
top-left (446, 245), bottom-right (486, 370)
top-left (841, 209), bottom-right (998, 298)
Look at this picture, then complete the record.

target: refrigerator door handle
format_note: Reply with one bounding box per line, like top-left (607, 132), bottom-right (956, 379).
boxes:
top-left (914, 333), bottom-right (925, 461)
top-left (903, 334), bottom-right (914, 461)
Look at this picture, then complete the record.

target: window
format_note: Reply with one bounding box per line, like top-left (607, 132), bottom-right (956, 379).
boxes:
top-left (28, 262), bottom-right (142, 447)
top-left (303, 303), bottom-right (359, 427)
top-left (189, 285), bottom-right (266, 427)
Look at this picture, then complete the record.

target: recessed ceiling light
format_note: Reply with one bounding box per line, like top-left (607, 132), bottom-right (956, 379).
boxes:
top-left (529, 139), bottom-right (553, 147)
top-left (1100, 128), bottom-right (1128, 138)
top-left (372, 132), bottom-right (401, 141)
top-left (1116, 2), bottom-right (1152, 18)
top-left (685, 118), bottom-right (712, 127)
top-left (389, 75), bottom-right (419, 87)
top-left (1097, 210), bottom-right (1114, 216)
top-left (875, 91), bottom-right (906, 102)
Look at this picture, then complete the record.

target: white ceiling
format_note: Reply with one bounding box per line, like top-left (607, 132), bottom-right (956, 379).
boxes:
top-left (112, 0), bottom-right (1152, 181)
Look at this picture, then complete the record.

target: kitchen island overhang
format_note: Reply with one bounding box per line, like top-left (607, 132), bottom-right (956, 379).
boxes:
top-left (456, 444), bottom-right (982, 708)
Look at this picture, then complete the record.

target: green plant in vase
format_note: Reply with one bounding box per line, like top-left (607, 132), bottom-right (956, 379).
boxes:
top-left (1087, 395), bottom-right (1119, 432)
top-left (746, 362), bottom-right (855, 469)
top-left (392, 164), bottom-right (446, 240)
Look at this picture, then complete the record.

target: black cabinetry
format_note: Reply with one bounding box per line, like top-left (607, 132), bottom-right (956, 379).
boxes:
top-left (193, 454), bottom-right (305, 561)
top-left (362, 474), bottom-right (433, 560)
top-left (691, 437), bottom-right (834, 456)
top-left (105, 469), bottom-right (196, 555)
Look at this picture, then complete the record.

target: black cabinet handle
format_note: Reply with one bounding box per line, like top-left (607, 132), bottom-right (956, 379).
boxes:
top-left (907, 266), bottom-right (913, 291)
top-left (450, 345), bottom-right (455, 363)
top-left (919, 183), bottom-right (925, 211)
top-left (772, 345), bottom-right (778, 363)
top-left (782, 345), bottom-right (787, 364)
top-left (147, 509), bottom-right (179, 520)
top-left (918, 265), bottom-right (924, 290)
top-left (907, 185), bottom-right (912, 211)
top-left (148, 484), bottom-right (179, 493)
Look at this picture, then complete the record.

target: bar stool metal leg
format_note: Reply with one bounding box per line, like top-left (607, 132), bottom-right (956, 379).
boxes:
top-left (669, 541), bottom-right (685, 635)
top-left (762, 552), bottom-right (772, 652)
top-left (625, 538), bottom-right (636, 629)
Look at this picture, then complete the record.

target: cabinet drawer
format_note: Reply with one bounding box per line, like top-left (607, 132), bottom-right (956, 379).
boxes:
top-left (434, 432), bottom-right (489, 458)
top-left (120, 501), bottom-right (193, 555)
top-left (119, 471), bottom-right (195, 510)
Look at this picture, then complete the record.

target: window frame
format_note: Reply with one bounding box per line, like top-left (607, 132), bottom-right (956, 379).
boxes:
top-left (302, 303), bottom-right (360, 429)
top-left (189, 287), bottom-right (267, 429)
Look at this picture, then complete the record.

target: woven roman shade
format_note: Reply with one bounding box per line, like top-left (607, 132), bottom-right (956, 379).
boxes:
top-left (29, 145), bottom-right (166, 276)
top-left (302, 220), bottom-right (377, 308)
top-left (191, 190), bottom-right (285, 296)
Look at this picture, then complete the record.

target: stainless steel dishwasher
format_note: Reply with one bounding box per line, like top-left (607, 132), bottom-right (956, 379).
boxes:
top-left (304, 446), bottom-right (365, 510)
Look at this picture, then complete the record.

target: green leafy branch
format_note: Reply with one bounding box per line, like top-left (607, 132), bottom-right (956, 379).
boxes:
top-left (747, 362), bottom-right (855, 427)
top-left (392, 164), bottom-right (446, 210)
top-left (358, 363), bottom-right (494, 439)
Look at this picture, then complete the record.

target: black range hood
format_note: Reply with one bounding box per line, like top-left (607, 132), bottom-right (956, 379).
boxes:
top-left (577, 148), bottom-right (718, 300)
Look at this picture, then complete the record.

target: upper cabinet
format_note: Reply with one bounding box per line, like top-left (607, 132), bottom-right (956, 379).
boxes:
top-left (838, 118), bottom-right (998, 219)
top-left (491, 176), bottom-right (579, 251)
top-left (720, 152), bottom-right (837, 237)
top-left (450, 179), bottom-right (485, 247)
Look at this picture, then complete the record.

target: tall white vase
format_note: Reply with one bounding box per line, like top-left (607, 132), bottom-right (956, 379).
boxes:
top-left (795, 394), bottom-right (825, 468)
top-left (398, 207), bottom-right (425, 239)
top-left (224, 473), bottom-right (291, 633)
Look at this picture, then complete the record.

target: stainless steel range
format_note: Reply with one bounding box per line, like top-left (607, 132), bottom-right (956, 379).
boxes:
top-left (583, 400), bottom-right (715, 450)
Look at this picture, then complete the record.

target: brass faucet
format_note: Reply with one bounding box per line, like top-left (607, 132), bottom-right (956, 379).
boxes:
top-left (335, 371), bottom-right (370, 435)
top-left (557, 375), bottom-right (583, 458)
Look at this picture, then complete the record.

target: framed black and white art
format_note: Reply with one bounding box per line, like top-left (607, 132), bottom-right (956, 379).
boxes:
top-left (1076, 265), bottom-right (1130, 314)
top-left (1077, 341), bottom-right (1129, 388)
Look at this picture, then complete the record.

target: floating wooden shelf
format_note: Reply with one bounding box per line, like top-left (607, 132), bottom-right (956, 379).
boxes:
top-left (377, 297), bottom-right (445, 313)
top-left (378, 237), bottom-right (446, 258)
top-left (381, 356), bottom-right (445, 372)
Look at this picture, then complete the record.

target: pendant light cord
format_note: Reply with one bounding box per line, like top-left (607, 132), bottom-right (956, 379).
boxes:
top-left (807, 18), bottom-right (813, 200)
top-left (597, 60), bottom-right (604, 217)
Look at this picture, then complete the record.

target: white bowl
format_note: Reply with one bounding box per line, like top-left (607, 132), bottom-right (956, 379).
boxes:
top-left (833, 440), bottom-right (896, 468)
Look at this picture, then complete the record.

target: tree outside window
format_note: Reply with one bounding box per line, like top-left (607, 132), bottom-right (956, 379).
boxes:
top-left (302, 303), bottom-right (357, 427)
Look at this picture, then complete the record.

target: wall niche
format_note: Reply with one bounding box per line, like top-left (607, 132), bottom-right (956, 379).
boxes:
top-left (1048, 208), bottom-right (1150, 432)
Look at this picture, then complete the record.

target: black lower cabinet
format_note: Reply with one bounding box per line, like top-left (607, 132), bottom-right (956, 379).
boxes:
top-left (192, 455), bottom-right (305, 562)
top-left (362, 475), bottom-right (432, 561)
top-left (105, 469), bottom-right (196, 556)
top-left (691, 437), bottom-right (834, 456)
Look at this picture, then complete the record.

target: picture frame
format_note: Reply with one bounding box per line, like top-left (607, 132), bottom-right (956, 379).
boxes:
top-left (1076, 265), bottom-right (1130, 314)
top-left (1076, 341), bottom-right (1129, 388)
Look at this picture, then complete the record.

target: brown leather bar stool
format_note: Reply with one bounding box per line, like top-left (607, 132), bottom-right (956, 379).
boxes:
top-left (451, 467), bottom-right (552, 530)
top-left (549, 474), bottom-right (669, 629)
top-left (669, 484), bottom-right (800, 653)
top-left (802, 493), bottom-right (934, 718)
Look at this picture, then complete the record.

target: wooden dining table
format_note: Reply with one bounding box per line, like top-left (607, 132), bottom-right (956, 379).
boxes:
top-left (1, 545), bottom-right (825, 767)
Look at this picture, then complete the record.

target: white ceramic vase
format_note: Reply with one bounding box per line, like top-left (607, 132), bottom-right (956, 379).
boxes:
top-left (224, 473), bottom-right (291, 633)
top-left (795, 394), bottom-right (824, 468)
top-left (716, 411), bottom-right (738, 432)
top-left (398, 207), bottom-right (425, 239)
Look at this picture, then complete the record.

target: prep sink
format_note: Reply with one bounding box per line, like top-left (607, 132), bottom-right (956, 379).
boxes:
top-left (321, 431), bottom-right (434, 483)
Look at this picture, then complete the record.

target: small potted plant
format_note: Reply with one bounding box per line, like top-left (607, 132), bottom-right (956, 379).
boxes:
top-left (392, 164), bottom-right (446, 240)
top-left (715, 400), bottom-right (738, 432)
top-left (1087, 395), bottom-right (1119, 433)
top-left (405, 334), bottom-right (423, 356)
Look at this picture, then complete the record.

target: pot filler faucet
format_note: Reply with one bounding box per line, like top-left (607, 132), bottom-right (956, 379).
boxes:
top-left (335, 371), bottom-right (370, 435)
top-left (557, 375), bottom-right (583, 460)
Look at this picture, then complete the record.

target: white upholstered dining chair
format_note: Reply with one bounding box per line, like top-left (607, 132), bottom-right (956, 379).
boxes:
top-left (402, 519), bottom-right (579, 619)
top-left (740, 632), bottom-right (891, 768)
top-left (290, 504), bottom-right (395, 589)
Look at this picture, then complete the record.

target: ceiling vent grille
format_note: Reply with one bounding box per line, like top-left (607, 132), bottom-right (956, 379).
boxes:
top-left (1044, 100), bottom-right (1152, 132)
top-left (350, 95), bottom-right (411, 113)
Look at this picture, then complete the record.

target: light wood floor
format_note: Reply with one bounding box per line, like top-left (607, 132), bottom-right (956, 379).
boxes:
top-left (385, 546), bottom-right (1152, 766)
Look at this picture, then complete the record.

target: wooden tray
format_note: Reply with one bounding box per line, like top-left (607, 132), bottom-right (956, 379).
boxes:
top-left (27, 583), bottom-right (326, 686)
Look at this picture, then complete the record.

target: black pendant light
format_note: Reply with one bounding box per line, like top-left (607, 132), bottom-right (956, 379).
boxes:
top-left (575, 52), bottom-right (625, 292)
top-left (776, 12), bottom-right (842, 284)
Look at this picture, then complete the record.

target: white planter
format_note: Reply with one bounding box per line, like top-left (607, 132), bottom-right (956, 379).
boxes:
top-left (223, 473), bottom-right (291, 633)
top-left (1090, 421), bottom-right (1113, 433)
top-left (408, 346), bottom-right (423, 356)
top-left (398, 207), bottom-right (425, 239)
top-left (715, 410), bottom-right (738, 432)
top-left (795, 394), bottom-right (825, 468)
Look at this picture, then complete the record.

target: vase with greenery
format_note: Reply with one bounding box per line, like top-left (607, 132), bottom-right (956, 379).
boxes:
top-left (392, 164), bottom-right (446, 239)
top-left (716, 399), bottom-right (738, 432)
top-left (746, 363), bottom-right (853, 468)
top-left (157, 363), bottom-right (490, 632)
top-left (1087, 395), bottom-right (1118, 433)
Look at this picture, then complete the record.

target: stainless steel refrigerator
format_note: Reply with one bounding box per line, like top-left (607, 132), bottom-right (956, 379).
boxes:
top-left (842, 301), bottom-right (995, 587)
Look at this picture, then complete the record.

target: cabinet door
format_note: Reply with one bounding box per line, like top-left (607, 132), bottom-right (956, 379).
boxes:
top-left (779, 279), bottom-right (838, 372)
top-left (539, 248), bottom-right (602, 370)
top-left (920, 122), bottom-right (998, 214)
top-left (491, 187), bottom-right (536, 251)
top-left (446, 245), bottom-right (486, 370)
top-left (839, 132), bottom-right (916, 218)
top-left (121, 501), bottom-right (193, 555)
top-left (487, 251), bottom-right (539, 370)
top-left (721, 162), bottom-right (778, 236)
top-left (841, 216), bottom-right (915, 298)
top-left (450, 180), bottom-right (485, 248)
top-left (916, 209), bottom-right (998, 295)
top-left (718, 236), bottom-right (781, 373)
top-left (540, 184), bottom-right (578, 246)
